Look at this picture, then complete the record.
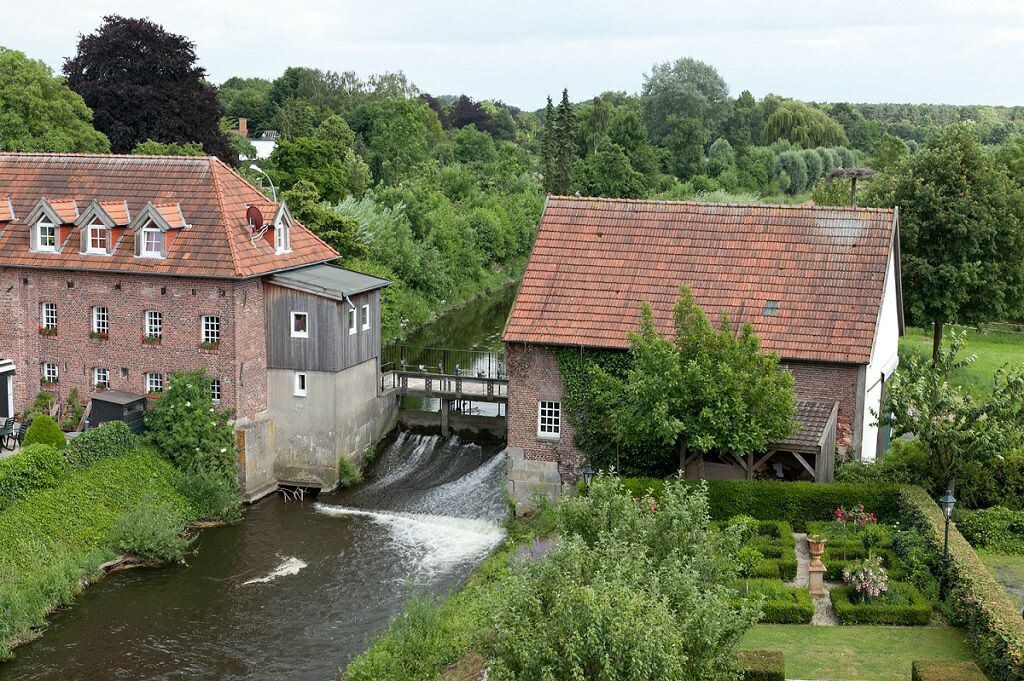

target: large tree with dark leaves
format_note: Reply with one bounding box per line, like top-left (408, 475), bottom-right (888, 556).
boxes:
top-left (64, 16), bottom-right (232, 161)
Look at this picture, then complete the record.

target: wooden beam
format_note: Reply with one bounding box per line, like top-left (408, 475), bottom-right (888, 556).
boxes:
top-left (793, 452), bottom-right (816, 479)
top-left (754, 452), bottom-right (775, 470)
top-left (731, 453), bottom-right (748, 472)
top-left (746, 452), bottom-right (754, 480)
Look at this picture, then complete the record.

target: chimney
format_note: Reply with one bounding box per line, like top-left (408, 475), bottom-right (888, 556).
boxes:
top-left (237, 118), bottom-right (248, 138)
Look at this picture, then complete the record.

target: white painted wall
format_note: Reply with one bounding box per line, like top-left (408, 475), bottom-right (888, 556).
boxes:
top-left (860, 246), bottom-right (901, 462)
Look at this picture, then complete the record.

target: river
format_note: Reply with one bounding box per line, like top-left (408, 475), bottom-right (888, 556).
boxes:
top-left (0, 287), bottom-right (518, 681)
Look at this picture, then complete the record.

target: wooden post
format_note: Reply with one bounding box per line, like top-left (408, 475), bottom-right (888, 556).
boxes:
top-left (440, 398), bottom-right (450, 437)
top-left (746, 452), bottom-right (754, 480)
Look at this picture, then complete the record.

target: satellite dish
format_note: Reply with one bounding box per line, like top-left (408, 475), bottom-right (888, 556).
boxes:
top-left (246, 205), bottom-right (264, 229)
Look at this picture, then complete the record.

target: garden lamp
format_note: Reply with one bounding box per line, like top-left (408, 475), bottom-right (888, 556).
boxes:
top-left (939, 488), bottom-right (956, 597)
top-left (582, 463), bottom-right (594, 488)
top-left (939, 489), bottom-right (957, 520)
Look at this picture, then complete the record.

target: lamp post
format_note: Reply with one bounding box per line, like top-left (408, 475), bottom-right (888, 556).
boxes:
top-left (581, 463), bottom-right (594, 490)
top-left (939, 488), bottom-right (957, 597)
top-left (248, 163), bottom-right (277, 203)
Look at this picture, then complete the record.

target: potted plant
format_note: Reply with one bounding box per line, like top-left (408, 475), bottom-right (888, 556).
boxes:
top-left (89, 331), bottom-right (109, 340)
top-left (38, 325), bottom-right (57, 336)
top-left (199, 340), bottom-right (219, 350)
top-left (94, 382), bottom-right (108, 392)
top-left (142, 334), bottom-right (161, 345)
top-left (807, 533), bottom-right (827, 561)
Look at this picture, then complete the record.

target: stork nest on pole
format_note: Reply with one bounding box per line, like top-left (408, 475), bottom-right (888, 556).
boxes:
top-left (826, 167), bottom-right (877, 181)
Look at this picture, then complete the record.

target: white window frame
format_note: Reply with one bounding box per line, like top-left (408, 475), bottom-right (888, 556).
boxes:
top-left (42, 362), bottom-right (58, 383)
top-left (274, 223), bottom-right (290, 253)
top-left (93, 367), bottom-right (109, 389)
top-left (537, 400), bottom-right (561, 438)
top-left (145, 310), bottom-right (163, 338)
top-left (40, 302), bottom-right (57, 330)
top-left (347, 306), bottom-right (357, 335)
top-left (86, 221), bottom-right (108, 254)
top-left (141, 226), bottom-right (164, 258)
top-left (145, 372), bottom-right (164, 394)
top-left (293, 372), bottom-right (308, 397)
top-left (210, 378), bottom-right (222, 403)
top-left (290, 311), bottom-right (308, 338)
top-left (36, 219), bottom-right (57, 252)
top-left (361, 303), bottom-right (370, 331)
top-left (201, 315), bottom-right (221, 344)
top-left (92, 306), bottom-right (108, 335)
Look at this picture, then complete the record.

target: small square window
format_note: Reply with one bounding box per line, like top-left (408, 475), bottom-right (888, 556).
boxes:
top-left (145, 372), bottom-right (164, 394)
top-left (537, 400), bottom-right (561, 438)
top-left (361, 304), bottom-right (370, 331)
top-left (291, 311), bottom-right (308, 338)
top-left (210, 378), bottom-right (222, 403)
top-left (93, 367), bottom-right (109, 389)
top-left (347, 306), bottom-right (357, 335)
top-left (87, 221), bottom-right (108, 254)
top-left (141, 227), bottom-right (164, 258)
top-left (36, 220), bottom-right (57, 252)
top-left (293, 372), bottom-right (308, 397)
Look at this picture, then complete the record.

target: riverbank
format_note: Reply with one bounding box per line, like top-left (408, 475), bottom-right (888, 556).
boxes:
top-left (0, 449), bottom-right (195, 659)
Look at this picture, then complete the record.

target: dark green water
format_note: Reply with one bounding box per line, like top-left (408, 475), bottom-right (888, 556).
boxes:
top-left (0, 290), bottom-right (517, 681)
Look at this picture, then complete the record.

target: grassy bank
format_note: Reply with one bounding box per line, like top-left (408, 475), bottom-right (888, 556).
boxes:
top-left (900, 326), bottom-right (1024, 395)
top-left (0, 449), bottom-right (195, 658)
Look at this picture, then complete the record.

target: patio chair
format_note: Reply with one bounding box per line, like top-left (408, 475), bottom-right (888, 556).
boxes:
top-left (4, 421), bottom-right (27, 451)
top-left (0, 418), bottom-right (13, 450)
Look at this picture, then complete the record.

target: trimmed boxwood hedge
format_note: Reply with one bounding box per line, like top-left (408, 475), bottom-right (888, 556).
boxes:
top-left (734, 580), bottom-right (814, 624)
top-left (733, 650), bottom-right (785, 681)
top-left (830, 581), bottom-right (932, 625)
top-left (912, 659), bottom-right (988, 681)
top-left (899, 486), bottom-right (1024, 681)
top-left (824, 549), bottom-right (908, 581)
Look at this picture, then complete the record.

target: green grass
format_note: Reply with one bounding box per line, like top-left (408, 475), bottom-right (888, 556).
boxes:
top-left (979, 551), bottom-right (1024, 608)
top-left (739, 624), bottom-right (975, 681)
top-left (900, 325), bottom-right (1024, 396)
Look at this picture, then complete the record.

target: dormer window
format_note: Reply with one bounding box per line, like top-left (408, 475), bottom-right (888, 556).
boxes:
top-left (271, 202), bottom-right (293, 254)
top-left (141, 225), bottom-right (164, 258)
top-left (128, 202), bottom-right (187, 260)
top-left (275, 221), bottom-right (290, 253)
top-left (36, 219), bottom-right (57, 252)
top-left (27, 198), bottom-right (77, 253)
top-left (86, 221), bottom-right (108, 254)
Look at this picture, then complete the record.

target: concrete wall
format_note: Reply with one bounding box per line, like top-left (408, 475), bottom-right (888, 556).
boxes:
top-left (268, 357), bottom-right (396, 489)
top-left (397, 408), bottom-right (506, 441)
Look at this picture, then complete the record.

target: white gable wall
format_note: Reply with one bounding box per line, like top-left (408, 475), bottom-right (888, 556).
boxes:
top-left (860, 246), bottom-right (901, 462)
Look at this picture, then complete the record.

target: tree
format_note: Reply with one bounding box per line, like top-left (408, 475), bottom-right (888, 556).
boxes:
top-left (575, 141), bottom-right (647, 198)
top-left (282, 180), bottom-right (365, 258)
top-left (641, 57), bottom-right (730, 144)
top-left (883, 122), bottom-right (1024, 358)
top-left (540, 96), bottom-right (557, 193)
top-left (762, 100), bottom-right (848, 149)
top-left (707, 138), bottom-right (736, 176)
top-left (132, 139), bottom-right (205, 156)
top-left (22, 414), bottom-right (66, 448)
top-left (871, 133), bottom-right (909, 174)
top-left (218, 76), bottom-right (273, 134)
top-left (447, 94), bottom-right (494, 134)
top-left (663, 115), bottom-right (707, 178)
top-left (774, 150), bottom-right (808, 194)
top-left (592, 286), bottom-right (796, 471)
top-left (876, 332), bottom-right (1024, 493)
top-left (268, 130), bottom-right (371, 204)
top-left (349, 96), bottom-right (443, 185)
top-left (64, 16), bottom-right (232, 161)
top-left (546, 89), bottom-right (576, 195)
top-left (0, 47), bottom-right (109, 153)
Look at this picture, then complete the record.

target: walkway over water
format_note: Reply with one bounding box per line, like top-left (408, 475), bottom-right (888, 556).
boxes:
top-left (381, 371), bottom-right (508, 403)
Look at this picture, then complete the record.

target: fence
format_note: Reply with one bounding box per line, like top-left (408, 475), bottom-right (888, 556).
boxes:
top-left (381, 344), bottom-right (506, 379)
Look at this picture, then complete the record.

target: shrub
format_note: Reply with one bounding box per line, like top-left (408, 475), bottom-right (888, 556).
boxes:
top-left (173, 465), bottom-right (243, 523)
top-left (63, 421), bottom-right (136, 469)
top-left (0, 444), bottom-right (64, 510)
top-left (899, 486), bottom-right (1024, 680)
top-left (955, 506), bottom-right (1024, 554)
top-left (734, 650), bottom-right (785, 681)
top-left (22, 414), bottom-right (66, 448)
top-left (734, 580), bottom-right (813, 624)
top-left (110, 492), bottom-right (193, 562)
top-left (338, 456), bottom-right (363, 487)
top-left (912, 659), bottom-right (989, 681)
top-left (842, 555), bottom-right (889, 601)
top-left (830, 581), bottom-right (932, 625)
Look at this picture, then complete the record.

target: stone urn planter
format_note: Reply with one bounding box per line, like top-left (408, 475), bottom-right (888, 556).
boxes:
top-left (807, 535), bottom-right (827, 596)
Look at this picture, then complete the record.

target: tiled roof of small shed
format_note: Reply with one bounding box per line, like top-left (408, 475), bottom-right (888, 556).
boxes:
top-left (0, 153), bottom-right (338, 278)
top-left (503, 196), bottom-right (897, 364)
top-left (771, 400), bottom-right (839, 453)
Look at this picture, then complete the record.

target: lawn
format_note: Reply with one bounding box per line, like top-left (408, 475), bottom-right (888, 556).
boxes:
top-left (900, 325), bottom-right (1024, 395)
top-left (979, 551), bottom-right (1024, 609)
top-left (738, 624), bottom-right (974, 681)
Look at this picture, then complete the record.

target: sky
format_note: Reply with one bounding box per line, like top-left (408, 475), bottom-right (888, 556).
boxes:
top-left (4, 1), bottom-right (1024, 110)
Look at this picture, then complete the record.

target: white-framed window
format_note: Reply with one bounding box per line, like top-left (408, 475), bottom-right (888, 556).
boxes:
top-left (537, 400), bottom-right (561, 438)
top-left (361, 303), bottom-right (370, 331)
top-left (92, 306), bottom-right (108, 335)
top-left (290, 311), bottom-right (308, 338)
top-left (86, 221), bottom-right (108, 254)
top-left (347, 306), bottom-right (357, 335)
top-left (274, 223), bottom-right (290, 253)
top-left (202, 315), bottom-right (221, 345)
top-left (36, 219), bottom-right (57, 252)
top-left (145, 372), bottom-right (164, 394)
top-left (293, 372), bottom-right (308, 397)
top-left (42, 362), bottom-right (58, 384)
top-left (40, 302), bottom-right (57, 330)
top-left (93, 367), bottom-right (109, 389)
top-left (145, 310), bottom-right (163, 338)
top-left (210, 378), bottom-right (222, 403)
top-left (141, 226), bottom-right (164, 258)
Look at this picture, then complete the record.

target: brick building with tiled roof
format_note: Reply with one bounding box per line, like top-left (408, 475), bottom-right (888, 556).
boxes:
top-left (0, 153), bottom-right (394, 498)
top-left (502, 196), bottom-right (903, 500)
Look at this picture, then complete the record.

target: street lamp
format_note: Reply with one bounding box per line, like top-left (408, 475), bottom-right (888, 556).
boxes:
top-left (939, 488), bottom-right (957, 596)
top-left (248, 163), bottom-right (277, 203)
top-left (581, 463), bottom-right (594, 489)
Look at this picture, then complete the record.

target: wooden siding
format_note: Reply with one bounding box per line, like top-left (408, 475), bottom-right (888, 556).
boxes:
top-left (264, 284), bottom-right (380, 372)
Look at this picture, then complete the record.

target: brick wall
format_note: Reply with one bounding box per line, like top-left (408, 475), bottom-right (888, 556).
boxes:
top-left (0, 267), bottom-right (267, 423)
top-left (782, 360), bottom-right (860, 449)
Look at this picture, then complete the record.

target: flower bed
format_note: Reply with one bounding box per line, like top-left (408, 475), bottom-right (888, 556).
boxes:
top-left (733, 579), bottom-right (813, 624)
top-left (829, 582), bottom-right (932, 625)
top-left (730, 519), bottom-right (797, 580)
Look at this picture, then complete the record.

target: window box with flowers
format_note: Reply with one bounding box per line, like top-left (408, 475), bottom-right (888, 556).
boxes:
top-left (40, 377), bottom-right (58, 386)
top-left (38, 326), bottom-right (57, 337)
top-left (142, 334), bottom-right (162, 346)
top-left (199, 340), bottom-right (220, 350)
top-left (94, 382), bottom-right (108, 391)
top-left (89, 331), bottom-right (109, 340)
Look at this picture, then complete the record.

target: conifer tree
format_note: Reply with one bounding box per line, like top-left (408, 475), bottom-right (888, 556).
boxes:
top-left (541, 96), bottom-right (557, 193)
top-left (551, 88), bottom-right (577, 195)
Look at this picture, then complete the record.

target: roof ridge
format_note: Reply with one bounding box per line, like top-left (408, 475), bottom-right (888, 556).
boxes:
top-left (547, 194), bottom-right (896, 214)
top-left (0, 151), bottom-right (215, 162)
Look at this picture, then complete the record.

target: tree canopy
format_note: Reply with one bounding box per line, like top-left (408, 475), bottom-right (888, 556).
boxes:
top-left (641, 58), bottom-right (730, 144)
top-left (0, 46), bottom-right (109, 153)
top-left (761, 100), bottom-right (849, 149)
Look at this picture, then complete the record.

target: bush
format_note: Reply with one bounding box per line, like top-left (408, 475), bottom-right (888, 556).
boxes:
top-left (173, 465), bottom-right (243, 523)
top-left (734, 580), bottom-right (813, 624)
top-left (338, 457), bottom-right (363, 487)
top-left (912, 659), bottom-right (989, 681)
top-left (0, 444), bottom-right (64, 510)
top-left (22, 414), bottom-right (66, 448)
top-left (110, 492), bottom-right (193, 562)
top-left (955, 506), bottom-right (1024, 554)
top-left (63, 421), bottom-right (136, 469)
top-left (829, 581), bottom-right (932, 625)
top-left (734, 650), bottom-right (785, 681)
top-left (899, 486), bottom-right (1024, 680)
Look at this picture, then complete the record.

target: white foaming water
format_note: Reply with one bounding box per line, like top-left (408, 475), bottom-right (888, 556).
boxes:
top-left (242, 556), bottom-right (307, 585)
top-left (360, 432), bottom-right (439, 491)
top-left (314, 504), bottom-right (505, 579)
top-left (401, 451), bottom-right (508, 520)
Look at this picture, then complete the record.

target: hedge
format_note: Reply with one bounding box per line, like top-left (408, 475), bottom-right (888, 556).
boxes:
top-left (0, 449), bottom-right (194, 659)
top-left (734, 580), bottom-right (813, 624)
top-left (0, 444), bottom-right (64, 511)
top-left (912, 659), bottom-right (989, 681)
top-left (829, 581), bottom-right (932, 625)
top-left (899, 486), bottom-right (1024, 681)
top-left (733, 650), bottom-right (785, 681)
top-left (954, 507), bottom-right (1024, 555)
top-left (621, 478), bottom-right (900, 530)
top-left (63, 421), bottom-right (137, 469)
top-left (823, 549), bottom-right (908, 582)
